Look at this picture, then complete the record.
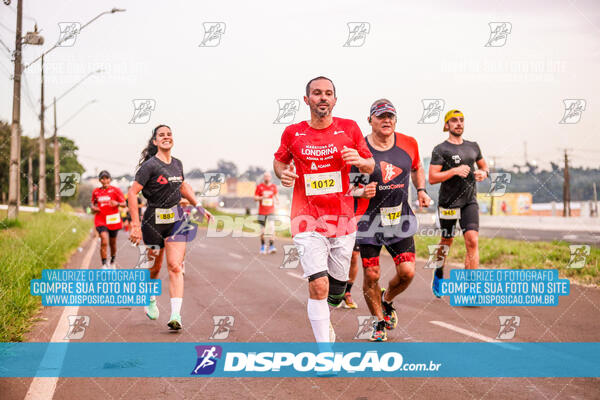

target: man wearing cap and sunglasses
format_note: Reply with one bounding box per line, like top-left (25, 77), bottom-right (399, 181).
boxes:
top-left (91, 170), bottom-right (127, 269)
top-left (429, 109), bottom-right (489, 297)
top-left (352, 98), bottom-right (430, 341)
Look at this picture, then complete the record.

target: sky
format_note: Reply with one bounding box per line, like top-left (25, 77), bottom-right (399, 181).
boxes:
top-left (1, 0), bottom-right (599, 178)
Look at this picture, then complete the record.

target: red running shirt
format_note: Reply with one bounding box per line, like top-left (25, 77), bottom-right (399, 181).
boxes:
top-left (91, 185), bottom-right (125, 230)
top-left (255, 183), bottom-right (278, 215)
top-left (274, 117), bottom-right (372, 237)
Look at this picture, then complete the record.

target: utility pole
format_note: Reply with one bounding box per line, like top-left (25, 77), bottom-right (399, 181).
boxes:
top-left (7, 0), bottom-right (23, 219)
top-left (593, 182), bottom-right (598, 217)
top-left (38, 54), bottom-right (46, 211)
top-left (53, 97), bottom-right (60, 210)
top-left (27, 153), bottom-right (33, 205)
top-left (563, 150), bottom-right (571, 217)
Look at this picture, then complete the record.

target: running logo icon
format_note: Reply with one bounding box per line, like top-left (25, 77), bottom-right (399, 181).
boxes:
top-left (280, 244), bottom-right (304, 269)
top-left (496, 316), bottom-right (520, 340)
top-left (274, 99), bottom-right (300, 124)
top-left (354, 316), bottom-right (376, 340)
top-left (418, 99), bottom-right (445, 124)
top-left (424, 245), bottom-right (449, 269)
top-left (566, 245), bottom-right (590, 269)
top-left (559, 99), bottom-right (586, 124)
top-left (343, 22), bottom-right (370, 47)
top-left (64, 315), bottom-right (90, 340)
top-left (135, 245), bottom-right (160, 269)
top-left (209, 316), bottom-right (235, 339)
top-left (191, 345), bottom-right (222, 375)
top-left (57, 22), bottom-right (81, 47)
top-left (59, 173), bottom-right (80, 196)
top-left (201, 173), bottom-right (225, 197)
top-left (452, 155), bottom-right (461, 164)
top-left (488, 173), bottom-right (511, 196)
top-left (129, 99), bottom-right (156, 124)
top-left (380, 161), bottom-right (402, 183)
top-left (199, 22), bottom-right (226, 47)
top-left (485, 22), bottom-right (512, 47)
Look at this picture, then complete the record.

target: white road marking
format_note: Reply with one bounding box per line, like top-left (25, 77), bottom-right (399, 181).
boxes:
top-left (286, 272), bottom-right (305, 281)
top-left (229, 252), bottom-right (244, 259)
top-left (196, 243), bottom-right (207, 248)
top-left (563, 234), bottom-right (578, 240)
top-left (430, 320), bottom-right (500, 343)
top-left (25, 237), bottom-right (97, 400)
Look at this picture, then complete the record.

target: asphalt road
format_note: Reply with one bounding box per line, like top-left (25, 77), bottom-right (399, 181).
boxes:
top-left (2, 229), bottom-right (599, 399)
top-left (418, 221), bottom-right (600, 246)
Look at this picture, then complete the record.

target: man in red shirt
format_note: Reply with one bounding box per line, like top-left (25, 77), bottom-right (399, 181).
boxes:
top-left (254, 171), bottom-right (279, 254)
top-left (91, 170), bottom-right (126, 269)
top-left (274, 76), bottom-right (374, 344)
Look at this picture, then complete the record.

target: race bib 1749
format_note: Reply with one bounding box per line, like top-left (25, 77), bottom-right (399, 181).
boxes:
top-left (380, 204), bottom-right (403, 226)
top-left (304, 171), bottom-right (342, 196)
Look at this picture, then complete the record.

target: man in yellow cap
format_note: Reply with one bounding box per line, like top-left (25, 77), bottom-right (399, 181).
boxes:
top-left (428, 109), bottom-right (489, 297)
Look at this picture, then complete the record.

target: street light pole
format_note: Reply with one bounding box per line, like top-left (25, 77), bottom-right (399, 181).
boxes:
top-left (39, 54), bottom-right (46, 210)
top-left (52, 98), bottom-right (98, 210)
top-left (53, 97), bottom-right (59, 210)
top-left (7, 0), bottom-right (23, 219)
top-left (7, 5), bottom-right (125, 217)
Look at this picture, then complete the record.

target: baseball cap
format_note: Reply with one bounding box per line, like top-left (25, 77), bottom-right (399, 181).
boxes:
top-left (443, 109), bottom-right (464, 131)
top-left (370, 99), bottom-right (397, 117)
top-left (98, 170), bottom-right (111, 179)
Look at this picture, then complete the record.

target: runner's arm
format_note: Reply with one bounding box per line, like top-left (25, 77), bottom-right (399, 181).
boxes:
top-left (128, 182), bottom-right (144, 227)
top-left (411, 162), bottom-right (431, 209)
top-left (273, 159), bottom-right (298, 187)
top-left (474, 159), bottom-right (490, 182)
top-left (429, 164), bottom-right (466, 184)
top-left (180, 182), bottom-right (199, 207)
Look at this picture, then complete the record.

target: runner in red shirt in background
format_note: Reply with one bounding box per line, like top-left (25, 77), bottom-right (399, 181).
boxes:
top-left (274, 76), bottom-right (374, 346)
top-left (254, 171), bottom-right (279, 254)
top-left (91, 170), bottom-right (126, 269)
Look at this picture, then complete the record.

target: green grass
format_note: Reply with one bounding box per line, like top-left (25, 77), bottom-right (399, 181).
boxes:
top-left (0, 210), bottom-right (92, 342)
top-left (415, 235), bottom-right (600, 286)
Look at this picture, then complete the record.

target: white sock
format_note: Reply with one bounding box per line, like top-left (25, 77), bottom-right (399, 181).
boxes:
top-left (144, 296), bottom-right (156, 314)
top-left (307, 298), bottom-right (330, 342)
top-left (170, 297), bottom-right (182, 316)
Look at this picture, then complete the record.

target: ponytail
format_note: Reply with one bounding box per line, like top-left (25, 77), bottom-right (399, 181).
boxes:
top-left (138, 124), bottom-right (170, 168)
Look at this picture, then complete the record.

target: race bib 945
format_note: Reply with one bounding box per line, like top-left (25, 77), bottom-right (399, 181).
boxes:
top-left (304, 172), bottom-right (342, 196)
top-left (439, 207), bottom-right (460, 220)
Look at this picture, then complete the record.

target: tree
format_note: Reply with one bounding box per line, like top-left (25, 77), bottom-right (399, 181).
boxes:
top-left (240, 166), bottom-right (266, 181)
top-left (207, 159), bottom-right (238, 178)
top-left (0, 119), bottom-right (85, 207)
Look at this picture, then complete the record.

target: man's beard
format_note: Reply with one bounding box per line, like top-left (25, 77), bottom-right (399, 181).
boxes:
top-left (311, 102), bottom-right (331, 118)
top-left (449, 129), bottom-right (463, 137)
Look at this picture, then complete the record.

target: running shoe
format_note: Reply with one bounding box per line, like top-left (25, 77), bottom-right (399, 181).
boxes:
top-left (329, 322), bottom-right (336, 343)
top-left (370, 320), bottom-right (388, 342)
top-left (102, 263), bottom-right (110, 270)
top-left (145, 299), bottom-right (159, 320)
top-left (268, 244), bottom-right (277, 254)
top-left (260, 244), bottom-right (266, 255)
top-left (432, 272), bottom-right (442, 298)
top-left (381, 288), bottom-right (398, 330)
top-left (167, 314), bottom-right (182, 330)
top-left (109, 262), bottom-right (117, 269)
top-left (342, 292), bottom-right (358, 309)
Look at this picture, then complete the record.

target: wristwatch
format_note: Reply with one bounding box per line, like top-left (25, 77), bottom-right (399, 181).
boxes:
top-left (417, 188), bottom-right (427, 194)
